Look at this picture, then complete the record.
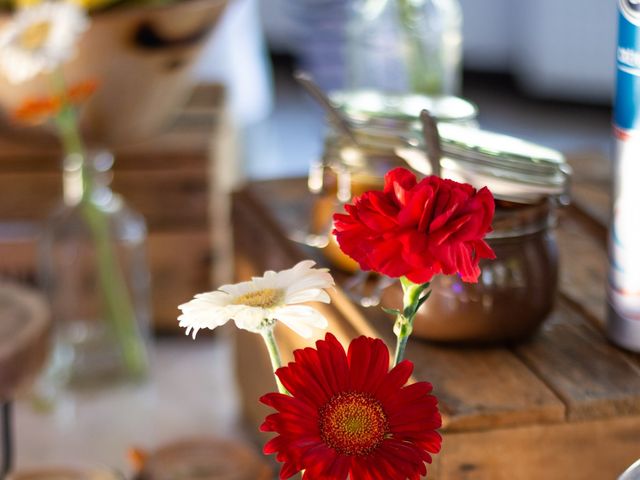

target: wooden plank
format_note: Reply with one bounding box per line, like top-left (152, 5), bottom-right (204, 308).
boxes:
top-left (556, 213), bottom-right (608, 324)
top-left (565, 151), bottom-right (611, 227)
top-left (0, 168), bottom-right (209, 230)
top-left (148, 230), bottom-right (212, 333)
top-left (439, 415), bottom-right (640, 480)
top-left (232, 181), bottom-right (566, 433)
top-left (514, 300), bottom-right (640, 421)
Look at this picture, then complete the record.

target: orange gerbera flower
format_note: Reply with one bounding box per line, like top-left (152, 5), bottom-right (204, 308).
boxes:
top-left (11, 79), bottom-right (99, 125)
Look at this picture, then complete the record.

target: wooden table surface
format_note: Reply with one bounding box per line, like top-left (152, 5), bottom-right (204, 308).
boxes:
top-left (232, 153), bottom-right (640, 480)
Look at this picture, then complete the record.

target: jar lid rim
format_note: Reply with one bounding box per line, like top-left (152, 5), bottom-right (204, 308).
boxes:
top-left (329, 89), bottom-right (478, 124)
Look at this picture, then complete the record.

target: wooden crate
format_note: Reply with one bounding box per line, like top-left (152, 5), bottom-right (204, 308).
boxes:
top-left (232, 156), bottom-right (640, 479)
top-left (0, 85), bottom-right (228, 332)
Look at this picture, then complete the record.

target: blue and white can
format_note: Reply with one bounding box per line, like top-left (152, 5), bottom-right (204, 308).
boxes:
top-left (608, 0), bottom-right (640, 351)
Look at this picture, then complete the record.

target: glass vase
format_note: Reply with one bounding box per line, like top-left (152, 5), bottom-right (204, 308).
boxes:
top-left (38, 151), bottom-right (151, 388)
top-left (346, 0), bottom-right (463, 95)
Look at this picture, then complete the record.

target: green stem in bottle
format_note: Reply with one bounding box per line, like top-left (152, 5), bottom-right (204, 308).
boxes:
top-left (51, 70), bottom-right (148, 380)
top-left (260, 327), bottom-right (288, 395)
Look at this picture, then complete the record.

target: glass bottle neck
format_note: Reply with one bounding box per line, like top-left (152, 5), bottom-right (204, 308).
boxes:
top-left (62, 151), bottom-right (115, 207)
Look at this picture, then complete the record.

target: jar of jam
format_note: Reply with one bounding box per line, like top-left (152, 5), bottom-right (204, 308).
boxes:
top-left (312, 103), bottom-right (572, 343)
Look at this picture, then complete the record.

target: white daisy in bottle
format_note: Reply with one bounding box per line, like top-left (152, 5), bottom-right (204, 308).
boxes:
top-left (178, 260), bottom-right (335, 339)
top-left (0, 2), bottom-right (89, 84)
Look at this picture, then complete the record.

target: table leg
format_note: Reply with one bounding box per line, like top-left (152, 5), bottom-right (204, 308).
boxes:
top-left (1, 401), bottom-right (12, 480)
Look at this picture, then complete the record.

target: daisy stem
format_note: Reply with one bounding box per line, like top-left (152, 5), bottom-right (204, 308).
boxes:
top-left (393, 278), bottom-right (427, 367)
top-left (261, 328), bottom-right (288, 395)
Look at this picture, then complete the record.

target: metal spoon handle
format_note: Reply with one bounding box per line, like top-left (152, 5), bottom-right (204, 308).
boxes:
top-left (294, 70), bottom-right (359, 146)
top-left (420, 109), bottom-right (442, 177)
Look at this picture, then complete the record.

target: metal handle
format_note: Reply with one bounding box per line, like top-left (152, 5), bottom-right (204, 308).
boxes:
top-left (293, 71), bottom-right (359, 146)
top-left (420, 109), bottom-right (442, 177)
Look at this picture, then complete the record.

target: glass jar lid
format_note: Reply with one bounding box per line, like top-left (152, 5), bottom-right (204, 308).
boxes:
top-left (329, 89), bottom-right (478, 128)
top-left (434, 124), bottom-right (571, 204)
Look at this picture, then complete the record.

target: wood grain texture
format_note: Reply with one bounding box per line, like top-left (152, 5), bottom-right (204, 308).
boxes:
top-left (556, 213), bottom-right (608, 324)
top-left (439, 415), bottom-right (640, 480)
top-left (0, 168), bottom-right (209, 230)
top-left (566, 151), bottom-right (611, 228)
top-left (514, 300), bottom-right (640, 420)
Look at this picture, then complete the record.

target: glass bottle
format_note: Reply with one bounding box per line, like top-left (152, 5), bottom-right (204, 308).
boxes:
top-left (38, 151), bottom-right (151, 387)
top-left (346, 0), bottom-right (463, 95)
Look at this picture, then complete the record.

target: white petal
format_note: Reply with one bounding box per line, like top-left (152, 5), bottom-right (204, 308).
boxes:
top-left (177, 260), bottom-right (333, 338)
top-left (284, 288), bottom-right (331, 305)
top-left (232, 306), bottom-right (267, 333)
top-left (218, 280), bottom-right (256, 297)
top-left (177, 299), bottom-right (232, 339)
top-left (193, 291), bottom-right (232, 306)
top-left (276, 305), bottom-right (329, 338)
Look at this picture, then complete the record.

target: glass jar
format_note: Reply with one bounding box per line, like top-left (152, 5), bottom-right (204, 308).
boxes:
top-left (312, 111), bottom-right (572, 342)
top-left (305, 90), bottom-right (478, 257)
top-left (383, 199), bottom-right (559, 343)
top-left (38, 151), bottom-right (151, 387)
top-left (346, 0), bottom-right (463, 95)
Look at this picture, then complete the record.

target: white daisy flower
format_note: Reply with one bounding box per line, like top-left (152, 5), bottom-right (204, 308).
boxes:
top-left (178, 260), bottom-right (335, 339)
top-left (0, 2), bottom-right (89, 84)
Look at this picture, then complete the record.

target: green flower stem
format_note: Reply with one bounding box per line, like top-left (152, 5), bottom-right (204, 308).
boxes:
top-left (260, 328), bottom-right (288, 395)
top-left (396, 0), bottom-right (443, 94)
top-left (393, 277), bottom-right (428, 367)
top-left (51, 73), bottom-right (148, 379)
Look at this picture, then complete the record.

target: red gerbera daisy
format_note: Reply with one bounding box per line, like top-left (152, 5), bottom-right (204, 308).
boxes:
top-left (260, 333), bottom-right (442, 480)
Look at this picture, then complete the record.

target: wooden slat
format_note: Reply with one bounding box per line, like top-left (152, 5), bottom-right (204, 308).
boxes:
top-left (514, 300), bottom-right (640, 420)
top-left (439, 415), bottom-right (640, 480)
top-left (148, 230), bottom-right (212, 333)
top-left (566, 151), bottom-right (611, 227)
top-left (233, 181), bottom-right (567, 433)
top-left (0, 167), bottom-right (209, 230)
top-left (556, 214), bottom-right (608, 324)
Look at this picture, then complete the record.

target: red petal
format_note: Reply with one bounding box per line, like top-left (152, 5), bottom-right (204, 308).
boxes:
top-left (348, 336), bottom-right (390, 392)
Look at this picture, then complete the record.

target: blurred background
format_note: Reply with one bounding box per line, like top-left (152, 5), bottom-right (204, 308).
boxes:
top-left (0, 0), bottom-right (630, 478)
top-left (203, 0), bottom-right (614, 180)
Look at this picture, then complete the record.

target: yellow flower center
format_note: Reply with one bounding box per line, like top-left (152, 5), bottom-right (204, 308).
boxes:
top-left (319, 392), bottom-right (388, 456)
top-left (232, 288), bottom-right (283, 308)
top-left (19, 21), bottom-right (51, 50)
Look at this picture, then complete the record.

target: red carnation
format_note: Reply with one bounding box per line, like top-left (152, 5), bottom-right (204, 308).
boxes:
top-left (333, 168), bottom-right (495, 283)
top-left (260, 333), bottom-right (442, 480)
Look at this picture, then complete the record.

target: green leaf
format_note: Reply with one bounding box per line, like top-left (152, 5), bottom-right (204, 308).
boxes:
top-left (382, 307), bottom-right (403, 317)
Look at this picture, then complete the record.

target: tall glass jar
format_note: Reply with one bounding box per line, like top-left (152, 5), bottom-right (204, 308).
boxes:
top-left (38, 151), bottom-right (151, 387)
top-left (346, 0), bottom-right (463, 95)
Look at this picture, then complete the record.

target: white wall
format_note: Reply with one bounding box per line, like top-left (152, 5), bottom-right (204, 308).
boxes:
top-left (461, 0), bottom-right (617, 102)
